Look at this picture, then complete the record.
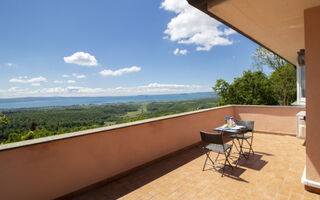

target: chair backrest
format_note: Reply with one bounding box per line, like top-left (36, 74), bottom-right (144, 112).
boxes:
top-left (236, 120), bottom-right (254, 132)
top-left (200, 131), bottom-right (224, 145)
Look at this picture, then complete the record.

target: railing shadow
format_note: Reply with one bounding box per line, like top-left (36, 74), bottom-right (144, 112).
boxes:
top-left (72, 147), bottom-right (272, 200)
top-left (72, 145), bottom-right (205, 200)
top-left (204, 165), bottom-right (248, 183)
top-left (254, 151), bottom-right (274, 156)
top-left (231, 152), bottom-right (271, 171)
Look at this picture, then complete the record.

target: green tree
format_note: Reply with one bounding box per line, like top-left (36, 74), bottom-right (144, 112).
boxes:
top-left (212, 79), bottom-right (231, 105)
top-left (4, 133), bottom-right (22, 143)
top-left (0, 113), bottom-right (9, 125)
top-left (213, 70), bottom-right (278, 106)
top-left (0, 113), bottom-right (10, 143)
top-left (252, 46), bottom-right (286, 70)
top-left (270, 63), bottom-right (296, 105)
top-left (252, 46), bottom-right (297, 105)
top-left (21, 131), bottom-right (36, 140)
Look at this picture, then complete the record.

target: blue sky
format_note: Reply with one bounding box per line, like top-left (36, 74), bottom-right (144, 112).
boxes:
top-left (0, 0), bottom-right (258, 98)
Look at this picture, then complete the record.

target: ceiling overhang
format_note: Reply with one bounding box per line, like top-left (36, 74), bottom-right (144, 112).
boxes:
top-left (188, 0), bottom-right (320, 65)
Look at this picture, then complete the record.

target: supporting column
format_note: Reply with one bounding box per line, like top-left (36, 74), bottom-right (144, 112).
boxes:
top-left (304, 5), bottom-right (320, 194)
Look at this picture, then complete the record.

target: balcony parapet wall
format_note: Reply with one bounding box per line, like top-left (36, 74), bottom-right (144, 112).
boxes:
top-left (233, 105), bottom-right (304, 136)
top-left (0, 105), bottom-right (303, 200)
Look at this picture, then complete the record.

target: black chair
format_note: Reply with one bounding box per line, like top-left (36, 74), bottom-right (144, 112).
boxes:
top-left (200, 131), bottom-right (233, 176)
top-left (230, 120), bottom-right (254, 158)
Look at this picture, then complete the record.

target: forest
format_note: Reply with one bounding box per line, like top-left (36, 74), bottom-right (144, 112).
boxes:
top-left (0, 97), bottom-right (218, 144)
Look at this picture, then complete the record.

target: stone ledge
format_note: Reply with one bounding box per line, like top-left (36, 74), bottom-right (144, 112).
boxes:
top-left (0, 105), bottom-right (232, 152)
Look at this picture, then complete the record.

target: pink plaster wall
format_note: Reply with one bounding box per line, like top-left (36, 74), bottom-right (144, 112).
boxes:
top-left (234, 105), bottom-right (304, 136)
top-left (305, 5), bottom-right (320, 184)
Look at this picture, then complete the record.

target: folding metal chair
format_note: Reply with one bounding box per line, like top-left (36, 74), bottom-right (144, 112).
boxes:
top-left (200, 131), bottom-right (233, 176)
top-left (230, 120), bottom-right (254, 158)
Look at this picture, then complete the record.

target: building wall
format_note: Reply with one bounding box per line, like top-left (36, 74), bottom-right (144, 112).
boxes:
top-left (305, 5), bottom-right (320, 184)
top-left (234, 105), bottom-right (304, 136)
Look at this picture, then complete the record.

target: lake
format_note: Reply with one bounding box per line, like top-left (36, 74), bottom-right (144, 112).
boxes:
top-left (0, 92), bottom-right (217, 109)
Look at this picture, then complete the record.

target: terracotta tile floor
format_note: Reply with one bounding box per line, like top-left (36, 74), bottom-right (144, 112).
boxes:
top-left (73, 134), bottom-right (319, 200)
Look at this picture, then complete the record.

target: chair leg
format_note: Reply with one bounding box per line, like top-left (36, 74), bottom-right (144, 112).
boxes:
top-left (202, 148), bottom-right (234, 176)
top-left (214, 152), bottom-right (220, 162)
top-left (202, 151), bottom-right (210, 171)
top-left (249, 136), bottom-right (254, 155)
top-left (222, 156), bottom-right (226, 177)
top-left (225, 147), bottom-right (233, 169)
top-left (244, 138), bottom-right (254, 157)
top-left (208, 151), bottom-right (217, 166)
top-left (232, 139), bottom-right (240, 154)
top-left (222, 148), bottom-right (234, 177)
top-left (237, 137), bottom-right (248, 160)
top-left (203, 150), bottom-right (219, 171)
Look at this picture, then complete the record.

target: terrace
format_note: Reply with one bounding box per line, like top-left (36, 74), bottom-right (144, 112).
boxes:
top-left (72, 133), bottom-right (309, 200)
top-left (0, 105), bottom-right (311, 199)
top-left (1, 0), bottom-right (320, 199)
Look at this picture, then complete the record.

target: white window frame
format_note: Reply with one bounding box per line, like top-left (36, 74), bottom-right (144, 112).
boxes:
top-left (296, 62), bottom-right (306, 105)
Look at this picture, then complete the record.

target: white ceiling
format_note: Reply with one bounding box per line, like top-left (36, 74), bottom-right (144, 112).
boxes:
top-left (206, 0), bottom-right (320, 64)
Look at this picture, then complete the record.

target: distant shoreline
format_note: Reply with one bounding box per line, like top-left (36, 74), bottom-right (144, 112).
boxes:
top-left (0, 92), bottom-right (217, 110)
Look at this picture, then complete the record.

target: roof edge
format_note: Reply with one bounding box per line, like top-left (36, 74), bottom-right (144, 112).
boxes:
top-left (186, 0), bottom-right (295, 66)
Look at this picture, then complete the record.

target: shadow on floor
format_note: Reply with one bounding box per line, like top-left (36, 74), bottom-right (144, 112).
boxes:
top-left (73, 145), bottom-right (205, 200)
top-left (203, 164), bottom-right (249, 183)
top-left (72, 146), bottom-right (272, 200)
top-left (204, 150), bottom-right (271, 182)
top-left (219, 167), bottom-right (248, 182)
top-left (253, 151), bottom-right (274, 156)
top-left (234, 152), bottom-right (270, 171)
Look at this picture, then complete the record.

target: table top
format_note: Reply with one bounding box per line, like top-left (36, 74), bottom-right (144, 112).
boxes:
top-left (213, 125), bottom-right (246, 133)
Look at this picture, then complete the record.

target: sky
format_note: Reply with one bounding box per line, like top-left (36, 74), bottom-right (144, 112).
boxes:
top-left (0, 0), bottom-right (258, 98)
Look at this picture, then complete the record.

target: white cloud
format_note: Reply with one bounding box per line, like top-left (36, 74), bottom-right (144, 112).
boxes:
top-left (160, 0), bottom-right (187, 13)
top-left (161, 0), bottom-right (236, 51)
top-left (224, 28), bottom-right (237, 36)
top-left (99, 66), bottom-right (141, 77)
top-left (6, 87), bottom-right (29, 95)
top-left (9, 76), bottom-right (48, 84)
top-left (7, 62), bottom-right (13, 67)
top-left (64, 52), bottom-right (98, 66)
top-left (173, 48), bottom-right (188, 55)
top-left (54, 79), bottom-right (78, 84)
top-left (72, 73), bottom-right (86, 79)
top-left (67, 80), bottom-right (76, 83)
top-left (140, 83), bottom-right (200, 89)
top-left (31, 83), bottom-right (41, 87)
top-left (60, 73), bottom-right (85, 80)
top-left (8, 87), bottom-right (23, 92)
top-left (174, 48), bottom-right (179, 55)
top-left (54, 80), bottom-right (64, 84)
top-left (0, 83), bottom-right (210, 97)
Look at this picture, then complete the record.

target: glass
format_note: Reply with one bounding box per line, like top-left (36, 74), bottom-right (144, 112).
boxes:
top-left (301, 66), bottom-right (306, 98)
